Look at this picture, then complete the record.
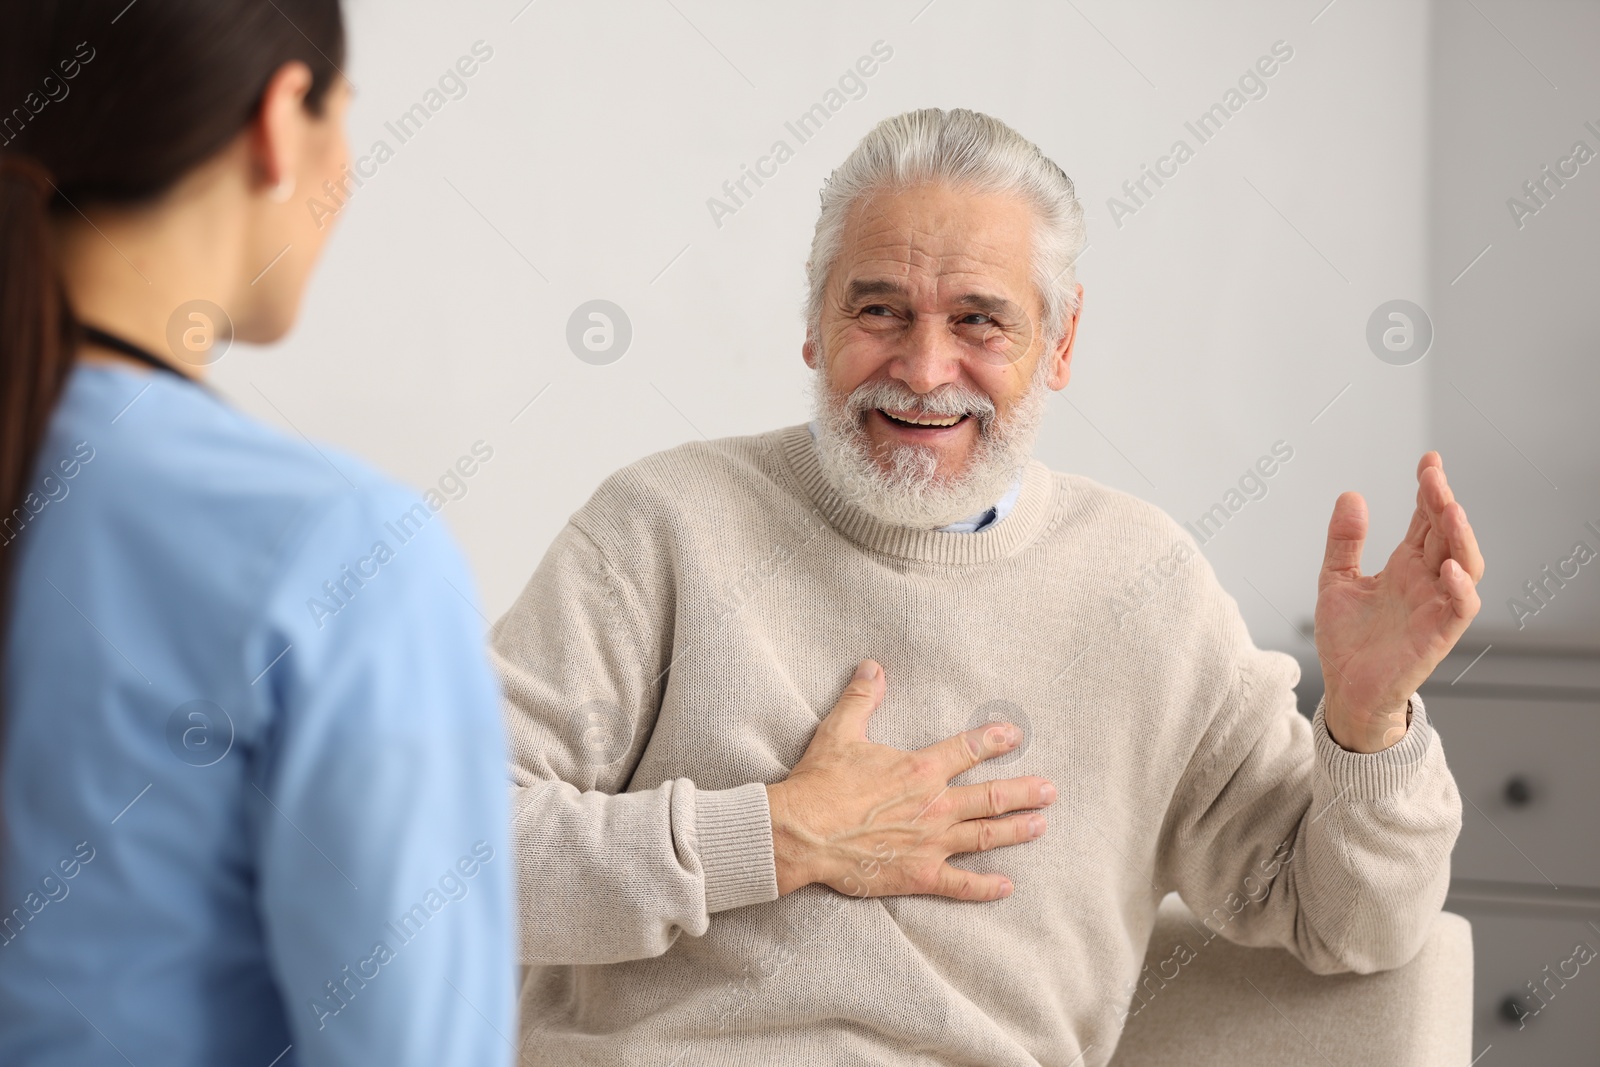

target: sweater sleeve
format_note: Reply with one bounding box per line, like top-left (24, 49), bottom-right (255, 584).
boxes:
top-left (1153, 641), bottom-right (1462, 975)
top-left (491, 522), bottom-right (778, 967)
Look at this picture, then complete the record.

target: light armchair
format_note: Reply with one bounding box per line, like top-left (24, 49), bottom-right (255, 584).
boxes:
top-left (1107, 893), bottom-right (1474, 1066)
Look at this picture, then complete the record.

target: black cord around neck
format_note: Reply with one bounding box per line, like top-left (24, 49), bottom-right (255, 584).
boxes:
top-left (79, 324), bottom-right (195, 381)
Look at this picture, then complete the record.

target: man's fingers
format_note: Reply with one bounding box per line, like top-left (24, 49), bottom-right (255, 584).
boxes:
top-left (817, 660), bottom-right (886, 741)
top-left (1442, 557), bottom-right (1482, 622)
top-left (944, 812), bottom-right (1047, 856)
top-left (947, 775), bottom-right (1056, 821)
top-left (1416, 449), bottom-right (1443, 483)
top-left (1427, 457), bottom-right (1486, 583)
top-left (1416, 451), bottom-right (1448, 518)
top-left (1320, 491), bottom-right (1368, 582)
top-left (1402, 500), bottom-right (1430, 550)
top-left (929, 863), bottom-right (1013, 902)
top-left (1444, 501), bottom-right (1486, 584)
top-left (1418, 465), bottom-right (1456, 572)
top-left (920, 721), bottom-right (1023, 778)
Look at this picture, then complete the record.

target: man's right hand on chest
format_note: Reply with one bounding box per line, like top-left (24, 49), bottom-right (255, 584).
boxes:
top-left (766, 659), bottom-right (1057, 901)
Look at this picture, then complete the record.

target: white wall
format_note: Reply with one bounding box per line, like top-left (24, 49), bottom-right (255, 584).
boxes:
top-left (214, 0), bottom-right (1436, 659)
top-left (1429, 0), bottom-right (1600, 647)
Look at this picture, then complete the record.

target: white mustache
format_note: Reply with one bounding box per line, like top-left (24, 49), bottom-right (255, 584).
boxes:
top-left (844, 379), bottom-right (998, 425)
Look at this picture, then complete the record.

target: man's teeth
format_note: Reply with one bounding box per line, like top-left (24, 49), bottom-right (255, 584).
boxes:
top-left (882, 410), bottom-right (964, 427)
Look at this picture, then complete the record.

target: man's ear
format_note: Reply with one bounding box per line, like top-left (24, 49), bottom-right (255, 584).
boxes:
top-left (1046, 284), bottom-right (1084, 391)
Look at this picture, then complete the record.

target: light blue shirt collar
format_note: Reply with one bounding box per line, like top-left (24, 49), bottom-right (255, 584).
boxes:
top-left (805, 421), bottom-right (1022, 533)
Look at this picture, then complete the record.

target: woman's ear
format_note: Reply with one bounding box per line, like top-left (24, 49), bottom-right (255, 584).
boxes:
top-left (251, 60), bottom-right (315, 199)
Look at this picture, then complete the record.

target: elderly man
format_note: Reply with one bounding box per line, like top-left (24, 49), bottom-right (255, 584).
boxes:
top-left (495, 108), bottom-right (1479, 1065)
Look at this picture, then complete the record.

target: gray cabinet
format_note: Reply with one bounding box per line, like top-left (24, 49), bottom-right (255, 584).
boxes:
top-left (1424, 640), bottom-right (1600, 1066)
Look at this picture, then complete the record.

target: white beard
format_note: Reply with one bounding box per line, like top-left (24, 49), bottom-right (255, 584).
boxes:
top-left (809, 356), bottom-right (1052, 530)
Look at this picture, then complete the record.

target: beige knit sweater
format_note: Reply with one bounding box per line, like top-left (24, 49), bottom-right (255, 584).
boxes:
top-left (491, 425), bottom-right (1461, 1067)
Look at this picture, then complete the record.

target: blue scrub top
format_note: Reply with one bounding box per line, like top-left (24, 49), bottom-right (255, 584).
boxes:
top-left (0, 362), bottom-right (513, 1066)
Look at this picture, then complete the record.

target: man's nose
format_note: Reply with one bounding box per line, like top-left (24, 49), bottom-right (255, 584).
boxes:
top-left (889, 319), bottom-right (964, 394)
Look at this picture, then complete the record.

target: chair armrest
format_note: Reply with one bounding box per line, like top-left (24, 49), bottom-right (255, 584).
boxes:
top-left (1107, 893), bottom-right (1473, 1067)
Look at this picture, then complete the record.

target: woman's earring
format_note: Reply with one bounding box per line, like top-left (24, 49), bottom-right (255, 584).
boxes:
top-left (269, 175), bottom-right (295, 203)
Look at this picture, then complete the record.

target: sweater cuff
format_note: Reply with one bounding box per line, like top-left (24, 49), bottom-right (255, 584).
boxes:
top-left (695, 781), bottom-right (779, 914)
top-left (1312, 692), bottom-right (1433, 801)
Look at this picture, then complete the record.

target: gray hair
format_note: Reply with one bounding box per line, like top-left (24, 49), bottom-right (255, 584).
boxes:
top-left (804, 108), bottom-right (1086, 349)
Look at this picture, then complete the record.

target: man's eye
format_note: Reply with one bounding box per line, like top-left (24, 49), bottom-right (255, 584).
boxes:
top-left (862, 305), bottom-right (894, 317)
top-left (960, 314), bottom-right (994, 325)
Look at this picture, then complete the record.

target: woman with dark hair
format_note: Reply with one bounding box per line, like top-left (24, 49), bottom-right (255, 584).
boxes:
top-left (0, 3), bottom-right (512, 1063)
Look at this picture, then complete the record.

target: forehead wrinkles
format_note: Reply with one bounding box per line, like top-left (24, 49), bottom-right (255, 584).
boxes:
top-left (837, 216), bottom-right (1026, 299)
top-left (838, 192), bottom-right (1036, 303)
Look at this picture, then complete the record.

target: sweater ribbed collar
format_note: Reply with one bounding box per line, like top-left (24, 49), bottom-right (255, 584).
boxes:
top-left (774, 424), bottom-right (1058, 565)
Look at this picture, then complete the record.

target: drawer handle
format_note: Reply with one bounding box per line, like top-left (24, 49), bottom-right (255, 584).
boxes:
top-left (1499, 995), bottom-right (1530, 1025)
top-left (1503, 776), bottom-right (1533, 807)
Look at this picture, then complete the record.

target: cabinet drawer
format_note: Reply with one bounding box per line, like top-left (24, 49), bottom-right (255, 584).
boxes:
top-left (1431, 649), bottom-right (1600, 691)
top-left (1456, 907), bottom-right (1600, 1066)
top-left (1423, 695), bottom-right (1600, 889)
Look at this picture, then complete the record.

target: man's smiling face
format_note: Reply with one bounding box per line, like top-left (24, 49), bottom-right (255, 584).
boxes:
top-left (807, 181), bottom-right (1078, 483)
top-left (805, 181), bottom-right (1081, 527)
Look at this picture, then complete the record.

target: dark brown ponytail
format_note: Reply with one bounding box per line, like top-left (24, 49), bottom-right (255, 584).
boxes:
top-left (0, 0), bottom-right (345, 732)
top-left (0, 156), bottom-right (73, 574)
